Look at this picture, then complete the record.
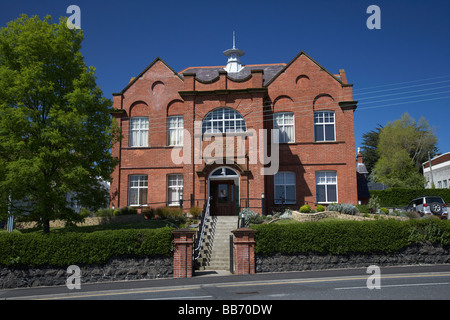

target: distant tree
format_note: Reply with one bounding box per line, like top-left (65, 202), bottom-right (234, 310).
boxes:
top-left (0, 15), bottom-right (121, 233)
top-left (371, 113), bottom-right (438, 188)
top-left (360, 124), bottom-right (383, 176)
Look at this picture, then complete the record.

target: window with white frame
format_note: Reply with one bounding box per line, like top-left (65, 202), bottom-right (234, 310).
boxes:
top-left (274, 172), bottom-right (296, 204)
top-left (202, 108), bottom-right (246, 134)
top-left (167, 116), bottom-right (184, 146)
top-left (316, 171), bottom-right (337, 203)
top-left (314, 111), bottom-right (335, 142)
top-left (443, 180), bottom-right (448, 188)
top-left (130, 117), bottom-right (149, 147)
top-left (274, 112), bottom-right (295, 143)
top-left (128, 175), bottom-right (148, 206)
top-left (168, 174), bottom-right (183, 206)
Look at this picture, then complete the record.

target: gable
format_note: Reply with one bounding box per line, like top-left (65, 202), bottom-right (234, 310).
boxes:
top-left (116, 57), bottom-right (183, 95)
top-left (265, 51), bottom-right (347, 87)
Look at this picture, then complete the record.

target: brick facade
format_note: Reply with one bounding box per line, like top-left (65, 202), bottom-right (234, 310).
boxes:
top-left (109, 50), bottom-right (358, 214)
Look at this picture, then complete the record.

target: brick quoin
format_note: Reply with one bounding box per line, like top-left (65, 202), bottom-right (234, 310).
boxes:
top-left (110, 49), bottom-right (359, 215)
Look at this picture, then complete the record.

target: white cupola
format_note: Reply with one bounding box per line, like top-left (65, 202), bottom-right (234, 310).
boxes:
top-left (223, 32), bottom-right (245, 73)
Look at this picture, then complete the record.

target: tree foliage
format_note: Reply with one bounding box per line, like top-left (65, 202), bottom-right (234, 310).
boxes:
top-left (372, 113), bottom-right (438, 188)
top-left (0, 15), bottom-right (121, 232)
top-left (360, 124), bottom-right (382, 175)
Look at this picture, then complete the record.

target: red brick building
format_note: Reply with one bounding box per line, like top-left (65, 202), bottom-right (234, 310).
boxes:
top-left (109, 43), bottom-right (358, 215)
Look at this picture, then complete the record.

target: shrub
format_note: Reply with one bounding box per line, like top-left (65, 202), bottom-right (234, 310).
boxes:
top-left (316, 205), bottom-right (325, 212)
top-left (0, 227), bottom-right (175, 267)
top-left (327, 203), bottom-right (342, 212)
top-left (113, 206), bottom-right (138, 216)
top-left (340, 203), bottom-right (358, 215)
top-left (241, 208), bottom-right (260, 227)
top-left (95, 208), bottom-right (115, 217)
top-left (154, 206), bottom-right (186, 226)
top-left (370, 188), bottom-right (450, 207)
top-left (406, 211), bottom-right (421, 219)
top-left (252, 220), bottom-right (411, 255)
top-left (327, 203), bottom-right (358, 215)
top-left (141, 208), bottom-right (155, 220)
top-left (407, 220), bottom-right (450, 247)
top-left (79, 208), bottom-right (91, 219)
top-left (155, 207), bottom-right (167, 219)
top-left (380, 207), bottom-right (389, 215)
top-left (248, 215), bottom-right (265, 225)
top-left (189, 206), bottom-right (202, 219)
top-left (299, 205), bottom-right (311, 213)
top-left (356, 204), bottom-right (370, 214)
top-left (279, 209), bottom-right (292, 219)
top-left (251, 220), bottom-right (450, 256)
top-left (156, 207), bottom-right (185, 224)
top-left (368, 196), bottom-right (381, 213)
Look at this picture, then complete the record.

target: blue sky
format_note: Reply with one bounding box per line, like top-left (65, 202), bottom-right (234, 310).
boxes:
top-left (1, 0), bottom-right (450, 155)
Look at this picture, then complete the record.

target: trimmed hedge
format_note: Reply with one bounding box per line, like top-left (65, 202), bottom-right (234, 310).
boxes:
top-left (0, 227), bottom-right (174, 267)
top-left (251, 220), bottom-right (450, 256)
top-left (370, 188), bottom-right (450, 207)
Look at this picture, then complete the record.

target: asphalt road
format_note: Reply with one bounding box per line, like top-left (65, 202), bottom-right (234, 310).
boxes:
top-left (2, 264), bottom-right (450, 302)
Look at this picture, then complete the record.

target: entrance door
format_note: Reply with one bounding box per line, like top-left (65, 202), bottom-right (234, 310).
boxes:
top-left (210, 181), bottom-right (236, 216)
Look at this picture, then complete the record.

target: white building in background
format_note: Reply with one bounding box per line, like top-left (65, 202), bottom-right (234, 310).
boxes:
top-left (423, 152), bottom-right (450, 189)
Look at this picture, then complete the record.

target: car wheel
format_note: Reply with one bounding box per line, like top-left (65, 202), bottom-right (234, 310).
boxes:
top-left (430, 202), bottom-right (442, 214)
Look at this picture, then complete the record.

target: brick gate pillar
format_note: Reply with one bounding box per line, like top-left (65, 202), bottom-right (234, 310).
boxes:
top-left (172, 229), bottom-right (195, 278)
top-left (231, 228), bottom-right (257, 275)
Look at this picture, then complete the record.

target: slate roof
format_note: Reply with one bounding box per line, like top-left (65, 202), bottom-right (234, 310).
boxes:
top-left (178, 64), bottom-right (286, 86)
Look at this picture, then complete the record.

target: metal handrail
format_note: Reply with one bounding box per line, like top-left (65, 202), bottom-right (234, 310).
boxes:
top-left (194, 196), bottom-right (211, 260)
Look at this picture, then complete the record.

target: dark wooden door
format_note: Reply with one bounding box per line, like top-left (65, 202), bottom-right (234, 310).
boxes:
top-left (210, 181), bottom-right (236, 216)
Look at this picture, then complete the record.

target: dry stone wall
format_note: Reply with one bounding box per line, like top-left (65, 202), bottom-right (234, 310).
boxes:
top-left (256, 243), bottom-right (450, 273)
top-left (0, 256), bottom-right (172, 289)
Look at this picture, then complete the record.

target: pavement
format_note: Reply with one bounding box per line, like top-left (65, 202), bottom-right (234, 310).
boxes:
top-left (2, 264), bottom-right (450, 300)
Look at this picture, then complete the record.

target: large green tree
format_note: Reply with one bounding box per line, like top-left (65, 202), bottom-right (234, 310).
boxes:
top-left (0, 15), bottom-right (120, 233)
top-left (371, 113), bottom-right (438, 188)
top-left (360, 124), bottom-right (383, 176)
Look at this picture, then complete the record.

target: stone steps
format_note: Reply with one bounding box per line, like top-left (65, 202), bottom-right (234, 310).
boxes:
top-left (196, 216), bottom-right (238, 271)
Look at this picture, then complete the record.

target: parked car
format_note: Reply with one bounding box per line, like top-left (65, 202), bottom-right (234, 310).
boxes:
top-left (407, 196), bottom-right (448, 219)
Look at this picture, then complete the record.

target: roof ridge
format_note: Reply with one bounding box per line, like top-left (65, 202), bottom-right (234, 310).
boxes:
top-left (178, 62), bottom-right (286, 74)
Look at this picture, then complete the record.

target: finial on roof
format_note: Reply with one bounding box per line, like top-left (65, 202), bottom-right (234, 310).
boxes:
top-left (233, 31), bottom-right (236, 49)
top-left (223, 32), bottom-right (245, 73)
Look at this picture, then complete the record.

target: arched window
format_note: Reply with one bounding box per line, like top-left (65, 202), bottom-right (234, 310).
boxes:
top-left (202, 108), bottom-right (246, 134)
top-left (210, 167), bottom-right (239, 177)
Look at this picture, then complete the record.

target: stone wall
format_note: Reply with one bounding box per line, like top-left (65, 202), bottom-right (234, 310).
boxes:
top-left (256, 243), bottom-right (450, 273)
top-left (291, 211), bottom-right (408, 222)
top-left (0, 256), bottom-right (172, 289)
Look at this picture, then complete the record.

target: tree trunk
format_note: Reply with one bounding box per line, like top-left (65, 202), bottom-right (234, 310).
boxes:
top-left (43, 218), bottom-right (50, 234)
